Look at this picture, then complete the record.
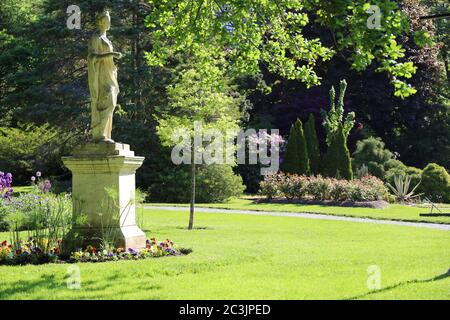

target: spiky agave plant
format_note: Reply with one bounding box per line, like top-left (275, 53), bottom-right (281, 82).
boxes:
top-left (386, 175), bottom-right (422, 203)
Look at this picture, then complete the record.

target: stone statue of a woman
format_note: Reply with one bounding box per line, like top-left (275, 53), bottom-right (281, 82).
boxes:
top-left (88, 10), bottom-right (122, 143)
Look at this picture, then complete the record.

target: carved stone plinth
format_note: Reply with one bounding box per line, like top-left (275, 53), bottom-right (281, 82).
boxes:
top-left (62, 142), bottom-right (146, 250)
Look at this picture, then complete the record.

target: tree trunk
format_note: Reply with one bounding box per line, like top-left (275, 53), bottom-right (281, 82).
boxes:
top-left (188, 146), bottom-right (196, 230)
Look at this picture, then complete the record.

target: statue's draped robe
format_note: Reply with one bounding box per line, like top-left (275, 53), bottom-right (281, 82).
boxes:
top-left (88, 33), bottom-right (119, 141)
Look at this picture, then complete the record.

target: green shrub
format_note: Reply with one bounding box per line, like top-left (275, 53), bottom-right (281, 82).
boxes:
top-left (365, 161), bottom-right (386, 179)
top-left (259, 174), bottom-right (284, 199)
top-left (304, 114), bottom-right (321, 174)
top-left (280, 175), bottom-right (308, 200)
top-left (0, 125), bottom-right (77, 185)
top-left (384, 159), bottom-right (406, 171)
top-left (322, 124), bottom-right (353, 179)
top-left (352, 137), bottom-right (395, 180)
top-left (148, 162), bottom-right (245, 203)
top-left (195, 165), bottom-right (245, 203)
top-left (306, 176), bottom-right (333, 200)
top-left (419, 163), bottom-right (450, 203)
top-left (282, 119), bottom-right (310, 174)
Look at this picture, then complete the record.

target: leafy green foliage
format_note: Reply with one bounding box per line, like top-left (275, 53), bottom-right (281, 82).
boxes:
top-left (145, 0), bottom-right (417, 97)
top-left (322, 124), bottom-right (352, 180)
top-left (0, 125), bottom-right (76, 184)
top-left (146, 164), bottom-right (244, 203)
top-left (157, 62), bottom-right (244, 148)
top-left (419, 163), bottom-right (450, 203)
top-left (282, 119), bottom-right (309, 174)
top-left (196, 165), bottom-right (245, 203)
top-left (321, 80), bottom-right (355, 146)
top-left (304, 114), bottom-right (320, 174)
top-left (352, 137), bottom-right (400, 180)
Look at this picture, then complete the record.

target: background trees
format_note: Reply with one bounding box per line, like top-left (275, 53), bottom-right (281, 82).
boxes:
top-left (0, 0), bottom-right (448, 200)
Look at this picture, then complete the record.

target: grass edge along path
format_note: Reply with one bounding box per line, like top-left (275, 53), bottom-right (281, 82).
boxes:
top-left (146, 198), bottom-right (450, 225)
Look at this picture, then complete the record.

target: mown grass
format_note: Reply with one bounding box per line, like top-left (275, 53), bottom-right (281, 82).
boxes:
top-left (148, 198), bottom-right (450, 224)
top-left (0, 208), bottom-right (449, 299)
top-left (11, 186), bottom-right (34, 195)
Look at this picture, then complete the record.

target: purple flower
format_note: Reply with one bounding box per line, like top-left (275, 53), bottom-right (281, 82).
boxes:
top-left (36, 171), bottom-right (42, 177)
top-left (128, 248), bottom-right (138, 256)
top-left (31, 176), bottom-right (36, 182)
top-left (0, 172), bottom-right (13, 199)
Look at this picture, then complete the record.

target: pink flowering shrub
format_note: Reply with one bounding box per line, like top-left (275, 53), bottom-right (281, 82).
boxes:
top-left (259, 173), bottom-right (387, 202)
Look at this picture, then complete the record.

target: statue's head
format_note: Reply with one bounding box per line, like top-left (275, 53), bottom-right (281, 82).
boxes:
top-left (96, 10), bottom-right (111, 32)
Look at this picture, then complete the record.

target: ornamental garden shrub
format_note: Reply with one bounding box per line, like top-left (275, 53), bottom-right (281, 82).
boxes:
top-left (279, 175), bottom-right (308, 200)
top-left (321, 124), bottom-right (353, 180)
top-left (321, 79), bottom-right (355, 146)
top-left (282, 118), bottom-right (310, 174)
top-left (419, 163), bottom-right (450, 203)
top-left (352, 137), bottom-right (396, 180)
top-left (259, 174), bottom-right (284, 199)
top-left (305, 176), bottom-right (333, 200)
top-left (259, 173), bottom-right (386, 202)
top-left (195, 165), bottom-right (245, 203)
top-left (148, 163), bottom-right (245, 203)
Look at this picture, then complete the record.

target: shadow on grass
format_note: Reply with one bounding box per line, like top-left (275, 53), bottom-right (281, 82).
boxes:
top-left (0, 271), bottom-right (164, 300)
top-left (0, 274), bottom-right (60, 299)
top-left (345, 268), bottom-right (450, 300)
top-left (175, 226), bottom-right (210, 230)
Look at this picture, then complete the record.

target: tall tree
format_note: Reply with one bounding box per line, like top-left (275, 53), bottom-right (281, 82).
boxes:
top-left (156, 61), bottom-right (245, 229)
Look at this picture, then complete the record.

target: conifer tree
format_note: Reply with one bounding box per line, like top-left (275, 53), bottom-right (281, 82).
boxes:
top-left (282, 119), bottom-right (309, 174)
top-left (304, 113), bottom-right (321, 174)
top-left (322, 124), bottom-right (353, 179)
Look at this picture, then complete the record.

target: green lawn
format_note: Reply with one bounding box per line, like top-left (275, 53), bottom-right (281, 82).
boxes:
top-left (149, 198), bottom-right (450, 224)
top-left (0, 208), bottom-right (449, 299)
top-left (12, 186), bottom-right (34, 195)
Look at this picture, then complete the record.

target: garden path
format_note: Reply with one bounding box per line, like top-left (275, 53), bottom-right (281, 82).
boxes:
top-left (145, 206), bottom-right (450, 231)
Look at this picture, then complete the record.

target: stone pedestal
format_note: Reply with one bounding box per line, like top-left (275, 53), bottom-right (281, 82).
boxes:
top-left (62, 142), bottom-right (146, 250)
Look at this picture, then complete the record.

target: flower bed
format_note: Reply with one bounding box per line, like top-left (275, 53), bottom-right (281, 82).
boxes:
top-left (0, 237), bottom-right (190, 265)
top-left (259, 173), bottom-right (388, 202)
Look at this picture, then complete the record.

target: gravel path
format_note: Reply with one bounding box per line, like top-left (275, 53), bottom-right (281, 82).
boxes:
top-left (145, 205), bottom-right (450, 231)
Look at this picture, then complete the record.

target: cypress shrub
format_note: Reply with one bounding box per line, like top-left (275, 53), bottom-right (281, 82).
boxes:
top-left (304, 114), bottom-right (321, 174)
top-left (322, 124), bottom-right (353, 180)
top-left (282, 119), bottom-right (310, 174)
